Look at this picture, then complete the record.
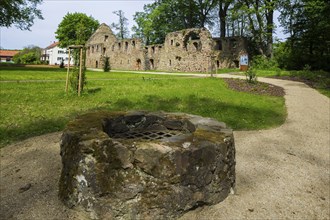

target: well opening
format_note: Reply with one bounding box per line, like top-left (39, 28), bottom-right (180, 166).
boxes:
top-left (103, 113), bottom-right (196, 141)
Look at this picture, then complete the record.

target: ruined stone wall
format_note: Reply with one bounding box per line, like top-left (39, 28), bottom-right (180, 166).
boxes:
top-left (85, 24), bottom-right (248, 72)
top-left (110, 38), bottom-right (146, 70)
top-left (156, 28), bottom-right (215, 72)
top-left (214, 37), bottom-right (248, 68)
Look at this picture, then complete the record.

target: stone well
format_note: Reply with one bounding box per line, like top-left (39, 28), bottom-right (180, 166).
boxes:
top-left (59, 111), bottom-right (235, 219)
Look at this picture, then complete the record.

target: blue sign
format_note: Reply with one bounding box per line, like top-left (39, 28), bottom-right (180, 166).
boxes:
top-left (240, 55), bottom-right (248, 66)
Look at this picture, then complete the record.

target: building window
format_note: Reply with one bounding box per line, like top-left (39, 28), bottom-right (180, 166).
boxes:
top-left (125, 42), bottom-right (128, 51)
top-left (104, 35), bottom-right (108, 42)
top-left (118, 43), bottom-right (121, 50)
top-left (169, 59), bottom-right (172, 66)
top-left (151, 46), bottom-right (155, 54)
top-left (92, 46), bottom-right (94, 53)
top-left (170, 40), bottom-right (174, 46)
top-left (132, 41), bottom-right (136, 48)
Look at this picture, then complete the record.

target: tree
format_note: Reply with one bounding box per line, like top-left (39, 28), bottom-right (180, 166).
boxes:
top-left (56, 13), bottom-right (99, 94)
top-left (0, 0), bottom-right (43, 30)
top-left (111, 10), bottom-right (130, 39)
top-left (132, 0), bottom-right (217, 45)
top-left (218, 0), bottom-right (233, 37)
top-left (278, 0), bottom-right (330, 70)
top-left (13, 45), bottom-right (42, 64)
top-left (55, 12), bottom-right (99, 48)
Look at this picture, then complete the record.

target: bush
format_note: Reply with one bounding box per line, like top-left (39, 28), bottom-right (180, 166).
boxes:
top-left (103, 56), bottom-right (110, 72)
top-left (251, 55), bottom-right (278, 70)
top-left (59, 60), bottom-right (65, 68)
top-left (245, 67), bottom-right (258, 84)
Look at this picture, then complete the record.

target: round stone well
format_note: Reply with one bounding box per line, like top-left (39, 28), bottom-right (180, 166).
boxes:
top-left (59, 111), bottom-right (235, 219)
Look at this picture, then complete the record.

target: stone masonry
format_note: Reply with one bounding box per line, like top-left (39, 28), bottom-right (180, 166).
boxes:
top-left (85, 23), bottom-right (247, 72)
top-left (59, 111), bottom-right (236, 219)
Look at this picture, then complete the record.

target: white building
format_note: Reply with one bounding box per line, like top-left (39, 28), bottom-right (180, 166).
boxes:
top-left (41, 42), bottom-right (74, 65)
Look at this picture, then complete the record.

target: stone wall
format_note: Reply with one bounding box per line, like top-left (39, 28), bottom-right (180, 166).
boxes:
top-left (59, 111), bottom-right (236, 219)
top-left (85, 23), bottom-right (247, 72)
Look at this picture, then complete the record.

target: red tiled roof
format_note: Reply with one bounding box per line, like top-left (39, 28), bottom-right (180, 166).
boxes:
top-left (0, 50), bottom-right (21, 57)
top-left (45, 41), bottom-right (60, 49)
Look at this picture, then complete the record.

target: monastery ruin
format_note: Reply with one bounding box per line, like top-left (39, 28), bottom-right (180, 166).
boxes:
top-left (86, 23), bottom-right (248, 72)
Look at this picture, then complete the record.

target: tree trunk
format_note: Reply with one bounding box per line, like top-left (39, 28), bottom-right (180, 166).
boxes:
top-left (219, 0), bottom-right (230, 38)
top-left (265, 0), bottom-right (274, 58)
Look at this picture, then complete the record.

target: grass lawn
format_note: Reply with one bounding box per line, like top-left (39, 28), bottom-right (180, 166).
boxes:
top-left (0, 66), bottom-right (286, 147)
top-left (254, 69), bottom-right (330, 97)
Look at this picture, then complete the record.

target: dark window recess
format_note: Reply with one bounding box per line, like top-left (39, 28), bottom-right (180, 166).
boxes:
top-left (151, 46), bottom-right (155, 53)
top-left (193, 42), bottom-right (199, 50)
top-left (125, 42), bottom-right (128, 50)
top-left (132, 41), bottom-right (136, 47)
top-left (118, 43), bottom-right (121, 49)
top-left (176, 42), bottom-right (180, 47)
top-left (104, 35), bottom-right (108, 42)
top-left (149, 59), bottom-right (154, 69)
top-left (175, 56), bottom-right (181, 61)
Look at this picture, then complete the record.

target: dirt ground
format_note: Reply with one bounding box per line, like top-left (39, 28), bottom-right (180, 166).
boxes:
top-left (1, 76), bottom-right (329, 219)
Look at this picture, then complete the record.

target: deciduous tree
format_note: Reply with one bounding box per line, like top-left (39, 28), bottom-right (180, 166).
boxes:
top-left (55, 12), bottom-right (99, 48)
top-left (0, 0), bottom-right (43, 30)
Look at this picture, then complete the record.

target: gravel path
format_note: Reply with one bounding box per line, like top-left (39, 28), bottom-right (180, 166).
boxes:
top-left (1, 76), bottom-right (329, 219)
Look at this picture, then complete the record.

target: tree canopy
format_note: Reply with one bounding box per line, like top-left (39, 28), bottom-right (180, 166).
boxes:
top-left (277, 0), bottom-right (330, 70)
top-left (0, 0), bottom-right (43, 30)
top-left (13, 45), bottom-right (42, 64)
top-left (132, 0), bottom-right (329, 70)
top-left (55, 12), bottom-right (99, 48)
top-left (111, 10), bottom-right (130, 39)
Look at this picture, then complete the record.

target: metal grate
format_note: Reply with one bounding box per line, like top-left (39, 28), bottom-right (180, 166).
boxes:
top-left (110, 130), bottom-right (185, 140)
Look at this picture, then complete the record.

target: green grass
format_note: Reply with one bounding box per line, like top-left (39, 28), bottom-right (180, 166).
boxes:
top-left (217, 68), bottom-right (240, 74)
top-left (0, 66), bottom-right (286, 147)
top-left (0, 66), bottom-right (188, 81)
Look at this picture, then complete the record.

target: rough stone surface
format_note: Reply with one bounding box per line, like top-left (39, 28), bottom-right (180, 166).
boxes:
top-left (59, 111), bottom-right (235, 219)
top-left (85, 23), bottom-right (247, 72)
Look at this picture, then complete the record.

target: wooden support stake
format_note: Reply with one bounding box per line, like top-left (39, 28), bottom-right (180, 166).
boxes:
top-left (65, 49), bottom-right (71, 93)
top-left (78, 48), bottom-right (83, 97)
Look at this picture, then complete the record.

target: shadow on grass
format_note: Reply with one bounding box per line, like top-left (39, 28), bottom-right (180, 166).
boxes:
top-left (113, 94), bottom-right (285, 130)
top-left (0, 118), bottom-right (68, 148)
top-left (1, 94), bottom-right (285, 148)
top-left (88, 88), bottom-right (102, 94)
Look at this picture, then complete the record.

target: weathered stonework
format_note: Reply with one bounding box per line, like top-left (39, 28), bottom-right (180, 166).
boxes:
top-left (85, 23), bottom-right (247, 72)
top-left (59, 111), bottom-right (235, 219)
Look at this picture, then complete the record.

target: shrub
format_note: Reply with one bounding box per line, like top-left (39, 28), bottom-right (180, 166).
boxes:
top-left (59, 60), bottom-right (65, 68)
top-left (252, 55), bottom-right (278, 70)
top-left (103, 56), bottom-right (110, 72)
top-left (245, 67), bottom-right (258, 84)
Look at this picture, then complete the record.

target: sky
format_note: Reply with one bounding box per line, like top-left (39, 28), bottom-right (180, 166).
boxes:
top-left (0, 0), bottom-right (153, 49)
top-left (0, 0), bottom-right (287, 50)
